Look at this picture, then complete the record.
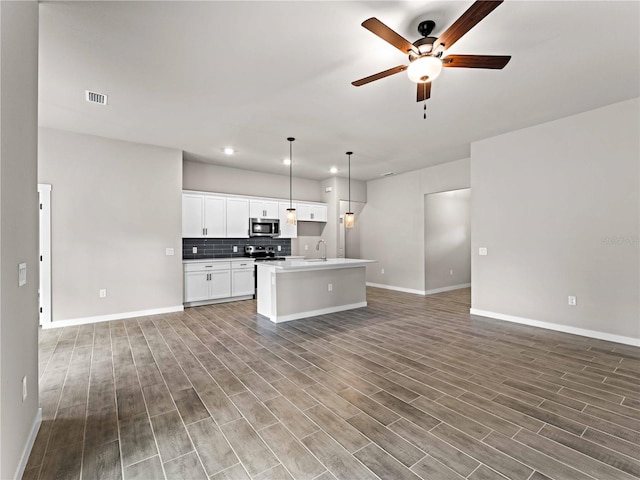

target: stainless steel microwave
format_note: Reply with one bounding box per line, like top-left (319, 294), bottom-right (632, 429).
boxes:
top-left (249, 218), bottom-right (280, 237)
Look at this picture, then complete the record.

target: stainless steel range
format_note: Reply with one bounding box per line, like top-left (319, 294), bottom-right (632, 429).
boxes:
top-left (244, 245), bottom-right (286, 297)
top-left (244, 245), bottom-right (286, 262)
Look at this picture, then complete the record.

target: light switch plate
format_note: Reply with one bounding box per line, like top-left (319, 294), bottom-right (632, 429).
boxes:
top-left (18, 263), bottom-right (27, 287)
top-left (165, 248), bottom-right (174, 256)
top-left (233, 246), bottom-right (238, 253)
top-left (479, 247), bottom-right (488, 256)
top-left (192, 247), bottom-right (198, 254)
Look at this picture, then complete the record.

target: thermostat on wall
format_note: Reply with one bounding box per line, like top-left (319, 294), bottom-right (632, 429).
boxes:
top-left (19, 262), bottom-right (27, 287)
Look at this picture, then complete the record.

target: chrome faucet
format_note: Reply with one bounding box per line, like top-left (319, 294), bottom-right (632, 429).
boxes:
top-left (316, 239), bottom-right (327, 261)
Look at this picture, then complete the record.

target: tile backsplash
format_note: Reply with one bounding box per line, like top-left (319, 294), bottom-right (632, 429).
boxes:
top-left (182, 237), bottom-right (292, 259)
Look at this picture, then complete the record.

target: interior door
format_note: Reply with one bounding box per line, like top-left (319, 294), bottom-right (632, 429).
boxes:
top-left (339, 200), bottom-right (366, 259)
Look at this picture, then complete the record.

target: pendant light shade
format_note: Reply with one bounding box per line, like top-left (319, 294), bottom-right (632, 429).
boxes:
top-left (345, 151), bottom-right (355, 229)
top-left (286, 137), bottom-right (296, 225)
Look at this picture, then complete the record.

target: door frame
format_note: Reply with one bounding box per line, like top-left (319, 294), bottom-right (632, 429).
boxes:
top-left (38, 184), bottom-right (52, 326)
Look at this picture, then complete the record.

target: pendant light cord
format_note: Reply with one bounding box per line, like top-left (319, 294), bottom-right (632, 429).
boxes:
top-left (288, 137), bottom-right (295, 209)
top-left (346, 151), bottom-right (353, 212)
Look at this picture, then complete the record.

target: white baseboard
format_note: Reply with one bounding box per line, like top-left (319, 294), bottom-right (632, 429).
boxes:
top-left (366, 283), bottom-right (425, 296)
top-left (262, 302), bottom-right (368, 323)
top-left (14, 408), bottom-right (42, 480)
top-left (42, 305), bottom-right (184, 329)
top-left (425, 283), bottom-right (471, 295)
top-left (470, 308), bottom-right (640, 347)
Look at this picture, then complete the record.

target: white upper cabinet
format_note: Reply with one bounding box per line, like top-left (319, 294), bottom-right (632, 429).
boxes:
top-left (182, 193), bottom-right (206, 237)
top-left (250, 199), bottom-right (279, 219)
top-left (183, 191), bottom-right (327, 237)
top-left (226, 197), bottom-right (250, 238)
top-left (183, 193), bottom-right (226, 237)
top-left (278, 202), bottom-right (297, 238)
top-left (297, 202), bottom-right (328, 222)
top-left (204, 195), bottom-right (226, 237)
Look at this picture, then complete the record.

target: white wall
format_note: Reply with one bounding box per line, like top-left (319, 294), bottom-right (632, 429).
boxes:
top-left (183, 159), bottom-right (323, 202)
top-left (38, 128), bottom-right (184, 324)
top-left (361, 158), bottom-right (471, 293)
top-left (425, 188), bottom-right (471, 292)
top-left (471, 98), bottom-right (639, 344)
top-left (0, 1), bottom-right (40, 477)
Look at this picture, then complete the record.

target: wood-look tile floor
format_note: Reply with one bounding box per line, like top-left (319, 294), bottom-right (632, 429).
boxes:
top-left (25, 287), bottom-right (640, 480)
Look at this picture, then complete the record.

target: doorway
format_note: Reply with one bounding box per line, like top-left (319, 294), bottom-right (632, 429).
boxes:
top-left (424, 188), bottom-right (471, 294)
top-left (338, 200), bottom-right (366, 258)
top-left (38, 184), bottom-right (51, 326)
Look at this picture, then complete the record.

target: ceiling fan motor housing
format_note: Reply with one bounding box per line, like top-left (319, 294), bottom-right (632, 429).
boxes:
top-left (411, 37), bottom-right (438, 58)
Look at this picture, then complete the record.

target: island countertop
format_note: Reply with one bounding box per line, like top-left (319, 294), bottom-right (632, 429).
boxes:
top-left (256, 258), bottom-right (377, 323)
top-left (259, 258), bottom-right (376, 272)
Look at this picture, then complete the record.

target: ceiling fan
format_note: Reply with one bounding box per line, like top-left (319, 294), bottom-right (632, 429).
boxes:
top-left (352, 0), bottom-right (511, 103)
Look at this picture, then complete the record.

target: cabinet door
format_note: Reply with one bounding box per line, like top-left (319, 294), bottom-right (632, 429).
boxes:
top-left (184, 271), bottom-right (210, 302)
top-left (297, 203), bottom-right (327, 222)
top-left (313, 204), bottom-right (328, 222)
top-left (278, 202), bottom-right (297, 238)
top-left (232, 269), bottom-right (254, 296)
top-left (204, 195), bottom-right (226, 237)
top-left (227, 197), bottom-right (249, 238)
top-left (209, 270), bottom-right (231, 299)
top-left (249, 200), bottom-right (265, 218)
top-left (250, 199), bottom-right (279, 218)
top-left (182, 194), bottom-right (205, 237)
top-left (263, 200), bottom-right (279, 218)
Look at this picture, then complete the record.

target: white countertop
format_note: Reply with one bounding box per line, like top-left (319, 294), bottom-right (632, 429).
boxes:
top-left (257, 258), bottom-right (376, 272)
top-left (183, 255), bottom-right (304, 264)
top-left (183, 257), bottom-right (255, 264)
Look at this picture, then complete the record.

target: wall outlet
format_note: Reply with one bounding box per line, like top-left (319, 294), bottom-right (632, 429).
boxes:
top-left (381, 268), bottom-right (385, 274)
top-left (277, 245), bottom-right (281, 251)
top-left (165, 248), bottom-right (174, 256)
top-left (568, 295), bottom-right (577, 306)
top-left (450, 269), bottom-right (454, 276)
top-left (99, 289), bottom-right (107, 298)
top-left (192, 246), bottom-right (198, 254)
top-left (22, 376), bottom-right (27, 402)
top-left (328, 283), bottom-right (333, 292)
top-left (304, 245), bottom-right (309, 251)
top-left (479, 247), bottom-right (488, 256)
top-left (233, 246), bottom-right (238, 253)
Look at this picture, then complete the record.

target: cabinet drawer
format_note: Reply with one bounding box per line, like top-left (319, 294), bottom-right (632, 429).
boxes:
top-left (232, 260), bottom-right (254, 269)
top-left (184, 262), bottom-right (231, 272)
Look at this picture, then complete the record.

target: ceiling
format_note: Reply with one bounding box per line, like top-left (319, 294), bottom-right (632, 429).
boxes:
top-left (38, 1), bottom-right (639, 181)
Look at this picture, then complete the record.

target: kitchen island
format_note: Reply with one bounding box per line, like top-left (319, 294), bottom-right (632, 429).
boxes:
top-left (256, 258), bottom-right (376, 323)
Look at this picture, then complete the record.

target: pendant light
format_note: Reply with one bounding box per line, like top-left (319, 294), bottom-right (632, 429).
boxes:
top-left (344, 151), bottom-right (355, 229)
top-left (286, 137), bottom-right (296, 225)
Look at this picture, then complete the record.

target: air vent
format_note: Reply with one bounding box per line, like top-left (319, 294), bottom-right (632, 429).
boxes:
top-left (380, 171), bottom-right (395, 177)
top-left (85, 90), bottom-right (108, 105)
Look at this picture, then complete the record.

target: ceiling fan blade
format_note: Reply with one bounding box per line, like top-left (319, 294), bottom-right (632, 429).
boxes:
top-left (362, 18), bottom-right (418, 55)
top-left (416, 82), bottom-right (431, 102)
top-left (442, 54), bottom-right (511, 69)
top-left (352, 65), bottom-right (407, 87)
top-left (436, 1), bottom-right (503, 50)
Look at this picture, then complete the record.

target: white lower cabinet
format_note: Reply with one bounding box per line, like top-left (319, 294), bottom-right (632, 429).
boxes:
top-left (184, 259), bottom-right (254, 306)
top-left (232, 261), bottom-right (254, 297)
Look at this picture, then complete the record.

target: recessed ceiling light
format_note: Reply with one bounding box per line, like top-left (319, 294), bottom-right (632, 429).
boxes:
top-left (283, 158), bottom-right (291, 165)
top-left (330, 167), bottom-right (338, 174)
top-left (223, 147), bottom-right (235, 155)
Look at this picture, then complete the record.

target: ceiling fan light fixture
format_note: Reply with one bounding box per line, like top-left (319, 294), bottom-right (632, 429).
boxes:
top-left (407, 56), bottom-right (442, 83)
